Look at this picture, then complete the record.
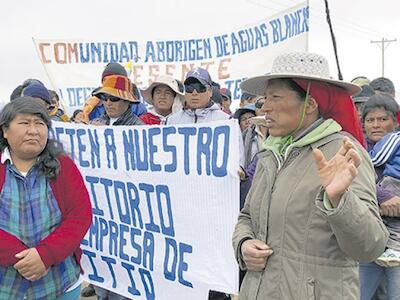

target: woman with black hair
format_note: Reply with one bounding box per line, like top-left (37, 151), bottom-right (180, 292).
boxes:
top-left (0, 97), bottom-right (92, 300)
top-left (360, 94), bottom-right (400, 300)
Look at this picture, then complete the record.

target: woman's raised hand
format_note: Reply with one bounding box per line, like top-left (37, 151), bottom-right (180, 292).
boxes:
top-left (313, 137), bottom-right (362, 208)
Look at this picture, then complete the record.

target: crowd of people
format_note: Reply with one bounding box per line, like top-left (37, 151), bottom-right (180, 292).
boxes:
top-left (1, 51), bottom-right (400, 300)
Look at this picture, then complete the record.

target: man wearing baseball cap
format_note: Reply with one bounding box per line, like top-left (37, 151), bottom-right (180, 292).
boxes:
top-left (167, 67), bottom-right (229, 124)
top-left (220, 88), bottom-right (233, 115)
top-left (167, 68), bottom-right (238, 300)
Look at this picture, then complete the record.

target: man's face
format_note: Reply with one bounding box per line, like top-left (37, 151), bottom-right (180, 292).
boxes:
top-left (153, 84), bottom-right (175, 115)
top-left (102, 94), bottom-right (130, 118)
top-left (239, 112), bottom-right (255, 132)
top-left (221, 97), bottom-right (232, 111)
top-left (184, 79), bottom-right (212, 109)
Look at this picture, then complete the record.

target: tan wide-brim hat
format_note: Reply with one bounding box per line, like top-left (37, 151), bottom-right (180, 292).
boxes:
top-left (240, 52), bottom-right (361, 96)
top-left (141, 75), bottom-right (185, 105)
top-left (93, 75), bottom-right (138, 102)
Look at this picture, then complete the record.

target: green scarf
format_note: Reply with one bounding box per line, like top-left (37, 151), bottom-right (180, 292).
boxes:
top-left (263, 119), bottom-right (342, 162)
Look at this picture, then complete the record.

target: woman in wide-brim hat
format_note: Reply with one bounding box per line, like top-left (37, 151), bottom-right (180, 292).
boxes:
top-left (232, 52), bottom-right (388, 300)
top-left (140, 75), bottom-right (185, 125)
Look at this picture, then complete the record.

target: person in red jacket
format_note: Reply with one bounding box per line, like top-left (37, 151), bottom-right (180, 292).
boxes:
top-left (140, 75), bottom-right (185, 125)
top-left (0, 97), bottom-right (92, 300)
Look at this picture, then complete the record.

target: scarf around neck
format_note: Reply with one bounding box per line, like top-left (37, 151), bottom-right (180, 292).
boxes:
top-left (263, 118), bottom-right (342, 162)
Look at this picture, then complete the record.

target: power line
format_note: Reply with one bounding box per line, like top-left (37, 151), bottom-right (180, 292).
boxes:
top-left (371, 38), bottom-right (397, 76)
top-left (246, 0), bottom-right (387, 39)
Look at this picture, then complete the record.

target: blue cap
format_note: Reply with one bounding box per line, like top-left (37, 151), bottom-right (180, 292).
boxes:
top-left (22, 83), bottom-right (51, 104)
top-left (185, 67), bottom-right (212, 86)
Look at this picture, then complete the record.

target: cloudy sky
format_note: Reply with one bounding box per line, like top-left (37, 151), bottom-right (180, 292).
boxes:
top-left (0, 0), bottom-right (399, 106)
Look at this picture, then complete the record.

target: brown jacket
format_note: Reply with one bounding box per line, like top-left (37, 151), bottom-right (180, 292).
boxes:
top-left (232, 133), bottom-right (388, 300)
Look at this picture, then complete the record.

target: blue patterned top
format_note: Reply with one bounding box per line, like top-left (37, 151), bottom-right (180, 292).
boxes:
top-left (0, 151), bottom-right (79, 299)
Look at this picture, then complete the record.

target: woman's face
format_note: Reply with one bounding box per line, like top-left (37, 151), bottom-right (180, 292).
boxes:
top-left (364, 107), bottom-right (397, 142)
top-left (3, 113), bottom-right (48, 161)
top-left (260, 80), bottom-right (305, 137)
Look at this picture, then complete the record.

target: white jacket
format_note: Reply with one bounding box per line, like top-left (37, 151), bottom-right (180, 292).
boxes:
top-left (167, 103), bottom-right (245, 166)
top-left (166, 103), bottom-right (230, 124)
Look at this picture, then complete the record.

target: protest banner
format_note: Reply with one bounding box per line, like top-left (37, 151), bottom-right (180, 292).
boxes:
top-left (51, 119), bottom-right (240, 299)
top-left (34, 2), bottom-right (308, 115)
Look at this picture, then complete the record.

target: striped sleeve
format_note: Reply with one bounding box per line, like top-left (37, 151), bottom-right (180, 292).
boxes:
top-left (369, 132), bottom-right (400, 166)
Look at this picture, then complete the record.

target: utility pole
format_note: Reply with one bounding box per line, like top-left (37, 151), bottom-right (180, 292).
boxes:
top-left (371, 38), bottom-right (397, 77)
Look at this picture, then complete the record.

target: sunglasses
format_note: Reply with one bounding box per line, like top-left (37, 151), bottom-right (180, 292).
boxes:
top-left (185, 83), bottom-right (208, 94)
top-left (99, 94), bottom-right (121, 102)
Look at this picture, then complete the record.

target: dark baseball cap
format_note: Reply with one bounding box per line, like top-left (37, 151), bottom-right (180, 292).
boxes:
top-left (220, 88), bottom-right (232, 100)
top-left (184, 67), bottom-right (212, 86)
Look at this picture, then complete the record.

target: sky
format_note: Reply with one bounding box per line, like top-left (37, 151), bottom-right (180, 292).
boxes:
top-left (0, 0), bottom-right (399, 107)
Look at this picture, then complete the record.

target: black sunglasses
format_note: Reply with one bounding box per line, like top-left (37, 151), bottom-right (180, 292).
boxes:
top-left (185, 82), bottom-right (208, 93)
top-left (99, 94), bottom-right (121, 102)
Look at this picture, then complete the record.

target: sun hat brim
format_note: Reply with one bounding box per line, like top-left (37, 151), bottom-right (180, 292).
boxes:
top-left (141, 79), bottom-right (185, 105)
top-left (240, 73), bottom-right (361, 97)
